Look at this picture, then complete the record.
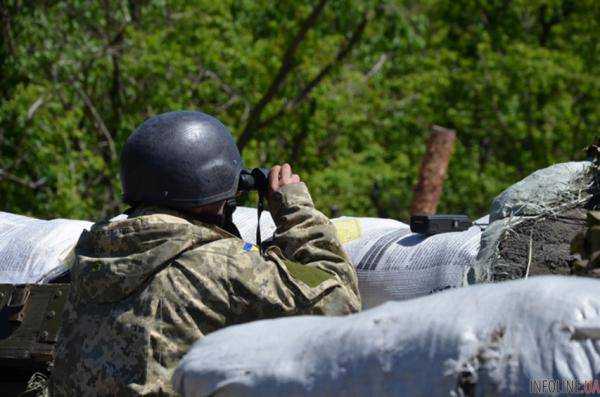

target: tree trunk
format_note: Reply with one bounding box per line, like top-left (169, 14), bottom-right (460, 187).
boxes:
top-left (410, 125), bottom-right (456, 215)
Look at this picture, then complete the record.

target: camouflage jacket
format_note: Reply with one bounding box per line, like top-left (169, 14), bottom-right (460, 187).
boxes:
top-left (51, 183), bottom-right (361, 396)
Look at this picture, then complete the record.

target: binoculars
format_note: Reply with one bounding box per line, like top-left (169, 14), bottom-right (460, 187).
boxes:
top-left (238, 168), bottom-right (270, 194)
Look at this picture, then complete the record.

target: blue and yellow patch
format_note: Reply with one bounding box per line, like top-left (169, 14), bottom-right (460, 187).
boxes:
top-left (242, 242), bottom-right (259, 252)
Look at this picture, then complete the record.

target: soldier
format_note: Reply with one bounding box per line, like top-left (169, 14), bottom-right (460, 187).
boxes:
top-left (50, 111), bottom-right (361, 396)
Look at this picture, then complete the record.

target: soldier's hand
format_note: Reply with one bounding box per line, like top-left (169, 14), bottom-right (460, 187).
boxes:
top-left (268, 164), bottom-right (301, 198)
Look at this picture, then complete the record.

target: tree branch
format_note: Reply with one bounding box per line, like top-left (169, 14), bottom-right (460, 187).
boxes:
top-left (199, 67), bottom-right (239, 98)
top-left (237, 0), bottom-right (329, 151)
top-left (0, 2), bottom-right (16, 57)
top-left (0, 95), bottom-right (47, 178)
top-left (0, 169), bottom-right (46, 189)
top-left (73, 83), bottom-right (117, 162)
top-left (366, 52), bottom-right (389, 78)
top-left (257, 9), bottom-right (372, 130)
top-left (27, 96), bottom-right (45, 120)
top-left (197, 65), bottom-right (249, 114)
top-left (109, 52), bottom-right (123, 130)
top-left (291, 99), bottom-right (317, 163)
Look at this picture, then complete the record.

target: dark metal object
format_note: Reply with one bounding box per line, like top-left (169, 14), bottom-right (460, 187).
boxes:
top-left (410, 214), bottom-right (472, 235)
top-left (0, 284), bottom-right (70, 365)
top-left (238, 167), bottom-right (270, 252)
top-left (238, 168), bottom-right (270, 194)
top-left (0, 284), bottom-right (70, 394)
top-left (121, 111), bottom-right (243, 208)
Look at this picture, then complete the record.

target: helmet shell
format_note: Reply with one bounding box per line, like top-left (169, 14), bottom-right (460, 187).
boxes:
top-left (121, 111), bottom-right (242, 208)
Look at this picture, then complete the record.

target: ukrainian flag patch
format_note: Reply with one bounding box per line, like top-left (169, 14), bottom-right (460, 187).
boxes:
top-left (243, 242), bottom-right (258, 252)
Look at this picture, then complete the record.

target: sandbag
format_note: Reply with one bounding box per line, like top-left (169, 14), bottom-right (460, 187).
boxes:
top-left (173, 276), bottom-right (600, 397)
top-left (474, 161), bottom-right (597, 283)
top-left (339, 216), bottom-right (485, 306)
top-left (490, 161), bottom-right (594, 222)
top-left (0, 212), bottom-right (91, 284)
top-left (234, 207), bottom-right (485, 306)
top-left (0, 208), bottom-right (484, 301)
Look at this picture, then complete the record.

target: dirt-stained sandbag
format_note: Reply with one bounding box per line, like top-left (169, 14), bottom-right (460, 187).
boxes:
top-left (490, 161), bottom-right (594, 221)
top-left (474, 161), bottom-right (598, 282)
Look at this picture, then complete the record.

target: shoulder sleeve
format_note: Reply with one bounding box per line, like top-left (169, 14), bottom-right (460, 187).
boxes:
top-left (218, 182), bottom-right (362, 317)
top-left (267, 182), bottom-right (361, 313)
top-left (224, 240), bottom-right (359, 318)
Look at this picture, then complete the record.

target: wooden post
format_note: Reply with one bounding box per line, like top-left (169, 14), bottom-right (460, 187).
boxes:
top-left (410, 125), bottom-right (457, 215)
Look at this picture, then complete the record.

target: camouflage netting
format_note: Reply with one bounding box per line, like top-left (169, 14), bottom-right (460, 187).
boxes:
top-left (474, 159), bottom-right (599, 283)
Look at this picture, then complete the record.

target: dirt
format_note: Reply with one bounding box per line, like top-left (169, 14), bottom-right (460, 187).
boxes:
top-left (493, 208), bottom-right (587, 282)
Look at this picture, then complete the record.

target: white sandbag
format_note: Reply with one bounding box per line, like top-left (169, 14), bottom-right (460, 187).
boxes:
top-left (343, 216), bottom-right (486, 306)
top-left (173, 276), bottom-right (600, 397)
top-left (0, 207), bottom-right (484, 299)
top-left (233, 207), bottom-right (486, 307)
top-left (232, 206), bottom-right (277, 243)
top-left (0, 212), bottom-right (92, 284)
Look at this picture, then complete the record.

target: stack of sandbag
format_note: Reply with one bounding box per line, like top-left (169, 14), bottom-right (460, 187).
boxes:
top-left (173, 276), bottom-right (600, 397)
top-left (474, 161), bottom-right (598, 283)
top-left (0, 212), bottom-right (92, 284)
top-left (0, 208), bottom-right (484, 302)
top-left (234, 207), bottom-right (486, 307)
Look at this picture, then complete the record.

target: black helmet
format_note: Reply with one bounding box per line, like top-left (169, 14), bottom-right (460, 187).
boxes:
top-left (121, 111), bottom-right (242, 208)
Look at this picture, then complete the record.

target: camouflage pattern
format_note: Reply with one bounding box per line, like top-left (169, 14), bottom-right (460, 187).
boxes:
top-left (50, 183), bottom-right (360, 396)
top-left (571, 210), bottom-right (600, 278)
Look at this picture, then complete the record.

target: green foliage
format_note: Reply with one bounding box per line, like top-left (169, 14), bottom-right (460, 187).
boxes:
top-left (1, 0), bottom-right (598, 221)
